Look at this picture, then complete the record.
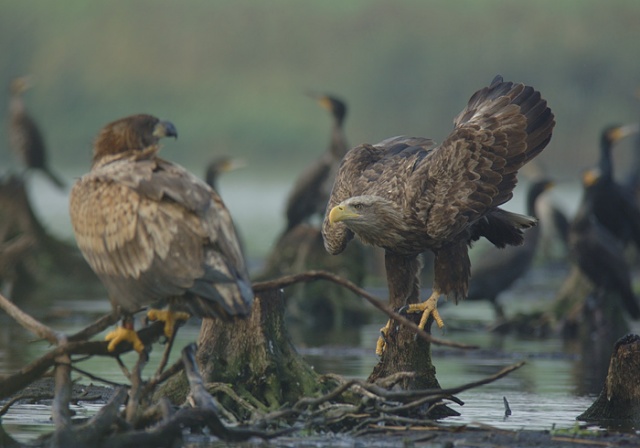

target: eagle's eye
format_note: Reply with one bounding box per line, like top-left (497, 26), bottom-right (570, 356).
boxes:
top-left (352, 203), bottom-right (364, 210)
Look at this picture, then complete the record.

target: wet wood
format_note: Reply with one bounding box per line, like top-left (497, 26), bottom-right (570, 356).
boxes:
top-left (189, 288), bottom-right (330, 415)
top-left (578, 334), bottom-right (640, 424)
top-left (368, 253), bottom-right (459, 418)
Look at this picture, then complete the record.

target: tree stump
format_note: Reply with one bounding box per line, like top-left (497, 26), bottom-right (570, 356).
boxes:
top-left (577, 333), bottom-right (640, 425)
top-left (156, 288), bottom-right (334, 418)
top-left (367, 253), bottom-right (458, 418)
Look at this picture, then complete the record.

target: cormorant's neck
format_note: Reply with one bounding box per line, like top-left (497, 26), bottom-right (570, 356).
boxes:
top-left (598, 139), bottom-right (614, 180)
top-left (9, 94), bottom-right (25, 115)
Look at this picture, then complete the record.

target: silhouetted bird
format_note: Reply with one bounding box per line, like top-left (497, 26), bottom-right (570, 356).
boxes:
top-left (624, 122), bottom-right (640, 203)
top-left (584, 124), bottom-right (640, 250)
top-left (284, 94), bottom-right (348, 234)
top-left (205, 156), bottom-right (244, 192)
top-left (467, 179), bottom-right (556, 318)
top-left (7, 76), bottom-right (65, 189)
top-left (569, 171), bottom-right (640, 319)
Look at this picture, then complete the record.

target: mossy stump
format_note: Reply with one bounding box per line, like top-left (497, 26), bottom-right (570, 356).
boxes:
top-left (578, 334), bottom-right (640, 426)
top-left (157, 288), bottom-right (333, 419)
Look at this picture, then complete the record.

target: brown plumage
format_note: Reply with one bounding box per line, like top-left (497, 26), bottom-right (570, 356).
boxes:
top-left (322, 76), bottom-right (555, 353)
top-left (8, 76), bottom-right (65, 189)
top-left (70, 114), bottom-right (253, 350)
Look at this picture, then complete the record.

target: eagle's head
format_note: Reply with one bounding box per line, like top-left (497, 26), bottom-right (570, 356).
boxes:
top-left (328, 195), bottom-right (405, 248)
top-left (92, 114), bottom-right (177, 165)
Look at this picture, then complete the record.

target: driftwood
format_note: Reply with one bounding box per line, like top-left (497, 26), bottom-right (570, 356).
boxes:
top-left (577, 333), bottom-right (640, 426)
top-left (0, 269), bottom-right (526, 445)
top-left (158, 272), bottom-right (474, 417)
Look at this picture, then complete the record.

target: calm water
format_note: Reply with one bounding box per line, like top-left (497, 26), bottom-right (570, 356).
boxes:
top-left (2, 284), bottom-right (636, 444)
top-left (2, 175), bottom-right (636, 443)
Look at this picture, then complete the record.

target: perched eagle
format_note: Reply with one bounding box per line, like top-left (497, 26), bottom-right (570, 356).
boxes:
top-left (322, 76), bottom-right (555, 354)
top-left (70, 114), bottom-right (254, 351)
top-left (8, 76), bottom-right (66, 189)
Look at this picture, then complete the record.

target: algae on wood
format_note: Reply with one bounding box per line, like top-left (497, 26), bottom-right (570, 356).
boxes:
top-left (157, 288), bottom-right (334, 418)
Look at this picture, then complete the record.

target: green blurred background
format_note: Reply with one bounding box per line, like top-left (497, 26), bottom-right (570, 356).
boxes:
top-left (1, 0), bottom-right (639, 260)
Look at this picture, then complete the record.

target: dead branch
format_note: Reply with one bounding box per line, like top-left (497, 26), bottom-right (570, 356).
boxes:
top-left (183, 343), bottom-right (219, 412)
top-left (253, 270), bottom-right (478, 350)
top-left (0, 320), bottom-right (167, 399)
top-left (125, 350), bottom-right (149, 423)
top-left (0, 291), bottom-right (65, 344)
top-left (68, 312), bottom-right (120, 342)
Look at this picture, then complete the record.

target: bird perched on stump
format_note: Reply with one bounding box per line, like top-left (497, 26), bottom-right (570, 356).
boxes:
top-left (7, 76), bottom-right (66, 189)
top-left (322, 76), bottom-right (555, 354)
top-left (69, 114), bottom-right (254, 352)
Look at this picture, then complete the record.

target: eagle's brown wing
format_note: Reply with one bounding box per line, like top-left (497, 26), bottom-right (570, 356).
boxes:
top-left (411, 77), bottom-right (555, 242)
top-left (70, 155), bottom-right (253, 318)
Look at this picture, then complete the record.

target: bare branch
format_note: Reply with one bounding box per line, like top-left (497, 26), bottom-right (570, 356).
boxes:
top-left (0, 292), bottom-right (65, 344)
top-left (253, 270), bottom-right (477, 350)
top-left (68, 311), bottom-right (120, 342)
top-left (0, 321), bottom-right (167, 399)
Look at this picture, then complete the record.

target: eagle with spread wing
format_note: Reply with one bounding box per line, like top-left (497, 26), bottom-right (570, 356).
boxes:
top-left (70, 114), bottom-right (253, 352)
top-left (322, 76), bottom-right (555, 354)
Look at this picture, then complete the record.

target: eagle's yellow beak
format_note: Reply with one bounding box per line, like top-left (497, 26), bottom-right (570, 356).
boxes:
top-left (328, 204), bottom-right (359, 224)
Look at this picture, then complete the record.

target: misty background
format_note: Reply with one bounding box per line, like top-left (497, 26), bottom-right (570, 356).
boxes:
top-left (1, 0), bottom-right (639, 262)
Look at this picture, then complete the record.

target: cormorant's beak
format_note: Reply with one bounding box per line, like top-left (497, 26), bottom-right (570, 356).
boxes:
top-left (305, 91), bottom-right (332, 112)
top-left (316, 96), bottom-right (333, 112)
top-left (222, 158), bottom-right (246, 173)
top-left (610, 123), bottom-right (639, 142)
top-left (582, 168), bottom-right (601, 187)
top-left (153, 120), bottom-right (178, 139)
top-left (328, 204), bottom-right (359, 224)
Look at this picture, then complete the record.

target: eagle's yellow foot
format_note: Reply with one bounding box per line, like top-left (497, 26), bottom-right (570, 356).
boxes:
top-left (406, 291), bottom-right (445, 330)
top-left (375, 320), bottom-right (392, 356)
top-left (147, 309), bottom-right (190, 338)
top-left (105, 326), bottom-right (145, 353)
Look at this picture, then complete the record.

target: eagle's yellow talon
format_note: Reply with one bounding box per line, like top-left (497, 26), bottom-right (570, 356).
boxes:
top-left (406, 291), bottom-right (445, 330)
top-left (147, 309), bottom-right (190, 338)
top-left (105, 326), bottom-right (145, 353)
top-left (375, 320), bottom-right (392, 356)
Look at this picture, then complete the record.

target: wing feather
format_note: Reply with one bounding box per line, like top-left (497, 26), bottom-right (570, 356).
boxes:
top-left (410, 78), bottom-right (554, 241)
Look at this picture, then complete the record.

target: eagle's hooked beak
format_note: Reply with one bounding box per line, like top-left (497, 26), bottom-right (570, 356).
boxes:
top-left (153, 120), bottom-right (178, 139)
top-left (328, 204), bottom-right (359, 224)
